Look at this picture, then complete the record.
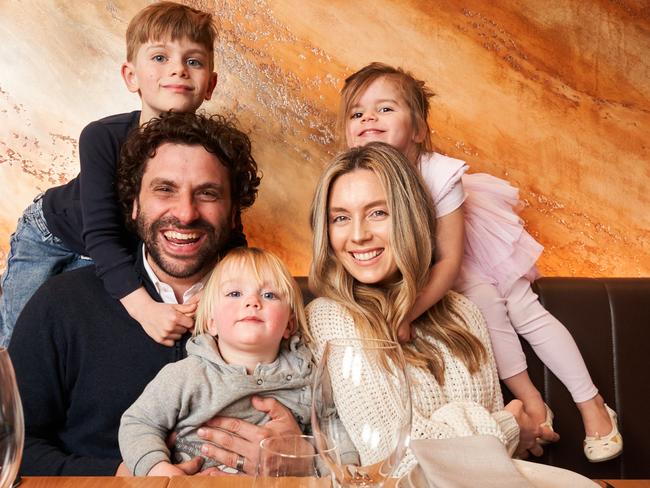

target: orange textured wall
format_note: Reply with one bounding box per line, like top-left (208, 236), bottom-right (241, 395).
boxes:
top-left (1, 0), bottom-right (648, 277)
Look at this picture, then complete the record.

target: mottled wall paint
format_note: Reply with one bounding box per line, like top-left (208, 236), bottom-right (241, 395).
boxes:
top-left (1, 0), bottom-right (648, 276)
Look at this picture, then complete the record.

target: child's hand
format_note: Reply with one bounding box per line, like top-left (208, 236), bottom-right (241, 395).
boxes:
top-left (114, 462), bottom-right (131, 476)
top-left (148, 459), bottom-right (202, 476)
top-left (121, 287), bottom-right (195, 346)
top-left (505, 399), bottom-right (559, 458)
top-left (181, 288), bottom-right (204, 319)
top-left (186, 288), bottom-right (204, 306)
top-left (138, 301), bottom-right (196, 346)
top-left (396, 319), bottom-right (414, 343)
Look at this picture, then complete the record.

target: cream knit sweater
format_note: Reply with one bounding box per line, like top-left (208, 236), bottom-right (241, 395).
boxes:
top-left (306, 291), bottom-right (520, 476)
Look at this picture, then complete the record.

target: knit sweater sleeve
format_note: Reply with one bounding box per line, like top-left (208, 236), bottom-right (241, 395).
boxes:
top-left (449, 292), bottom-right (520, 455)
top-left (422, 293), bottom-right (519, 457)
top-left (118, 361), bottom-right (192, 476)
top-left (306, 296), bottom-right (519, 474)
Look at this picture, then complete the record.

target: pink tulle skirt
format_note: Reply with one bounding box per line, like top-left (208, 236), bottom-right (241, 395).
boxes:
top-left (458, 173), bottom-right (543, 295)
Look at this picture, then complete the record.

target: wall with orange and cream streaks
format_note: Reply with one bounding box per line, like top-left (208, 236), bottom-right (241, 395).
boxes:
top-left (1, 0), bottom-right (648, 277)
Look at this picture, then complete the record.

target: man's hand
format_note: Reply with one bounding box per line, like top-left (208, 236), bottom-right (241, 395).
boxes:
top-left (197, 396), bottom-right (302, 475)
top-left (120, 287), bottom-right (196, 346)
top-left (505, 399), bottom-right (559, 458)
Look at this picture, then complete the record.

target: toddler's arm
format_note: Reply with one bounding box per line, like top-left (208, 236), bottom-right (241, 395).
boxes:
top-left (119, 363), bottom-right (186, 476)
top-left (397, 206), bottom-right (464, 341)
top-left (120, 287), bottom-right (196, 346)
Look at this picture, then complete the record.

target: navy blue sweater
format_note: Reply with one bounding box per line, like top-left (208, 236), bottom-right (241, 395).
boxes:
top-left (42, 111), bottom-right (142, 299)
top-left (9, 251), bottom-right (189, 476)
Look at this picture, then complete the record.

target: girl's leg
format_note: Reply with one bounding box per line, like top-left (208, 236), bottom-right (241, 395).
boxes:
top-left (460, 280), bottom-right (547, 424)
top-left (505, 278), bottom-right (613, 436)
top-left (502, 370), bottom-right (548, 426)
top-left (0, 196), bottom-right (87, 346)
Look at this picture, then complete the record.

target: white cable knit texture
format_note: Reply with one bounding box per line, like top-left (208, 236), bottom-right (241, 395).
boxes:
top-left (307, 291), bottom-right (519, 476)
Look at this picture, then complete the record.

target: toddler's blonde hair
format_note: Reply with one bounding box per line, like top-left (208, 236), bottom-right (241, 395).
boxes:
top-left (195, 248), bottom-right (308, 344)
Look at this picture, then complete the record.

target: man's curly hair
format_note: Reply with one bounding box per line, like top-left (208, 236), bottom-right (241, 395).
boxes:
top-left (117, 111), bottom-right (261, 227)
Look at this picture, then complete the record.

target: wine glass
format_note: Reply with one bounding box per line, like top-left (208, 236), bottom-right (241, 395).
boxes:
top-left (253, 434), bottom-right (333, 488)
top-left (0, 348), bottom-right (24, 488)
top-left (311, 338), bottom-right (412, 487)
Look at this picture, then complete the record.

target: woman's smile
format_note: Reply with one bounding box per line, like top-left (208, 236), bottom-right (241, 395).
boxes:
top-left (328, 169), bottom-right (398, 284)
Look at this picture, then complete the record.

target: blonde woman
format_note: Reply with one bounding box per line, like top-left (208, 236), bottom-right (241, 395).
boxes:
top-left (307, 142), bottom-right (558, 475)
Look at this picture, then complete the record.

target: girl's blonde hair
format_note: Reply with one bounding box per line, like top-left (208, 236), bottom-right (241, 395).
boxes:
top-left (195, 248), bottom-right (309, 344)
top-left (309, 142), bottom-right (485, 383)
top-left (338, 62), bottom-right (435, 161)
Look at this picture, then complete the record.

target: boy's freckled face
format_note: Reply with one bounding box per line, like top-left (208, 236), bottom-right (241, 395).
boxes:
top-left (210, 266), bottom-right (293, 362)
top-left (121, 37), bottom-right (217, 122)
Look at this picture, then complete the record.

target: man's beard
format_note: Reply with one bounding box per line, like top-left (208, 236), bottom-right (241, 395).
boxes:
top-left (136, 210), bottom-right (231, 279)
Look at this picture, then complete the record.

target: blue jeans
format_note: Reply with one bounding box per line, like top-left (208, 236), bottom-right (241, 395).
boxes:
top-left (0, 195), bottom-right (92, 347)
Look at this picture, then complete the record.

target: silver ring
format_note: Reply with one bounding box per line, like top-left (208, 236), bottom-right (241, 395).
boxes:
top-left (235, 454), bottom-right (245, 472)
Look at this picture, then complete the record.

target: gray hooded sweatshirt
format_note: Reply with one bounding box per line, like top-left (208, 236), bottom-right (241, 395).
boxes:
top-left (119, 334), bottom-right (313, 475)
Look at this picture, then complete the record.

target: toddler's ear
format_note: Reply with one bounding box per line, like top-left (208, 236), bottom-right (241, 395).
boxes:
top-left (283, 316), bottom-right (296, 339)
top-left (121, 62), bottom-right (140, 94)
top-left (208, 317), bottom-right (219, 336)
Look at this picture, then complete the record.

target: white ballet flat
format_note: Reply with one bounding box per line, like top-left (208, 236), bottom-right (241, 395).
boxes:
top-left (584, 404), bottom-right (623, 462)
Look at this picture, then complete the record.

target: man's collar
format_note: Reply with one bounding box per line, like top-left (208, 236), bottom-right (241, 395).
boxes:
top-left (141, 244), bottom-right (206, 305)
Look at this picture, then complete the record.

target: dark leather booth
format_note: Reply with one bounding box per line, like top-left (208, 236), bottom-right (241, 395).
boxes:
top-left (297, 277), bottom-right (650, 479)
top-left (527, 278), bottom-right (649, 479)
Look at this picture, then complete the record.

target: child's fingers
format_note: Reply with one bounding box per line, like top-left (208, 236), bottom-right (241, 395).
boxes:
top-left (174, 311), bottom-right (195, 330)
top-left (174, 303), bottom-right (198, 319)
top-left (173, 456), bottom-right (203, 475)
top-left (186, 292), bottom-right (203, 305)
top-left (174, 302), bottom-right (198, 313)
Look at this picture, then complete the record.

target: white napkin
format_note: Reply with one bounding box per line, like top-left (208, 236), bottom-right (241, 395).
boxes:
top-left (408, 435), bottom-right (535, 488)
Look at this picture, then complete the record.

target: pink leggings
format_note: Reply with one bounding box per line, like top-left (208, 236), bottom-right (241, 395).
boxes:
top-left (458, 277), bottom-right (598, 403)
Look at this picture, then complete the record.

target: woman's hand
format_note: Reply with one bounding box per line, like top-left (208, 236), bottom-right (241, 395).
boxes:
top-left (505, 399), bottom-right (559, 458)
top-left (197, 396), bottom-right (302, 475)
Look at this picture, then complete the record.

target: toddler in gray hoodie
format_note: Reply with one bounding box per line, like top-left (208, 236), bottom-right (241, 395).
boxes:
top-left (119, 248), bottom-right (318, 476)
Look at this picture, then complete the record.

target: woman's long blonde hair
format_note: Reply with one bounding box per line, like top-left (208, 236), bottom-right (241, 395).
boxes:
top-left (195, 247), bottom-right (309, 344)
top-left (310, 142), bottom-right (485, 383)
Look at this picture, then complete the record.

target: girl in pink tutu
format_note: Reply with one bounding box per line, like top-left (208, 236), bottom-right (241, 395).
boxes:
top-left (337, 62), bottom-right (622, 463)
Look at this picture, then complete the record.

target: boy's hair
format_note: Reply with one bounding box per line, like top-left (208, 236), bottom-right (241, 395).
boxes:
top-left (309, 142), bottom-right (486, 383)
top-left (195, 248), bottom-right (309, 343)
top-left (126, 1), bottom-right (217, 69)
top-left (339, 62), bottom-right (435, 160)
top-left (117, 111), bottom-right (260, 229)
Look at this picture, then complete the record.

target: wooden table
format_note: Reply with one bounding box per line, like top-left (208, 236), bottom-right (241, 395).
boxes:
top-left (18, 477), bottom-right (650, 487)
top-left (19, 478), bottom-right (169, 488)
top-left (166, 477), bottom-right (397, 487)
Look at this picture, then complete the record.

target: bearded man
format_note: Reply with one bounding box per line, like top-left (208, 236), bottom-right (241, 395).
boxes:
top-left (9, 112), bottom-right (263, 476)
